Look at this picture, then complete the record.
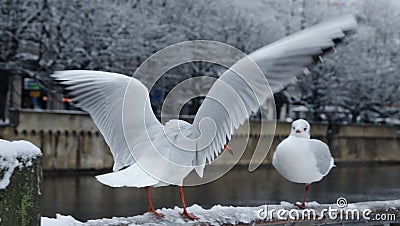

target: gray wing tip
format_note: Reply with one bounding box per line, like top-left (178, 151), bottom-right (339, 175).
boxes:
top-left (50, 70), bottom-right (63, 79)
top-left (50, 70), bottom-right (78, 80)
top-left (318, 14), bottom-right (358, 31)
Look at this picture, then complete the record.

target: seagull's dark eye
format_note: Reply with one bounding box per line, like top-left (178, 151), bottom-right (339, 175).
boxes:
top-left (293, 126), bottom-right (295, 130)
top-left (304, 128), bottom-right (307, 131)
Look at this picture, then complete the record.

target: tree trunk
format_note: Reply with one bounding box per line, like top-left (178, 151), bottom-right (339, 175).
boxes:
top-left (0, 71), bottom-right (10, 121)
top-left (351, 111), bottom-right (359, 123)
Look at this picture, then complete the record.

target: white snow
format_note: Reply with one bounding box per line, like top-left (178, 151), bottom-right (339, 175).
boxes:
top-left (0, 118), bottom-right (9, 125)
top-left (0, 139), bottom-right (42, 189)
top-left (41, 214), bottom-right (84, 226)
top-left (41, 199), bottom-right (400, 226)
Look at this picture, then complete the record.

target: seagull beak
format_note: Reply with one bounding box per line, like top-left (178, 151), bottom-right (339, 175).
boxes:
top-left (295, 129), bottom-right (301, 134)
top-left (224, 144), bottom-right (234, 155)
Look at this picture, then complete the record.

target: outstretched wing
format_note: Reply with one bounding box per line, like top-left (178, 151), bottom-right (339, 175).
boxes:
top-left (188, 15), bottom-right (357, 176)
top-left (309, 139), bottom-right (334, 176)
top-left (51, 70), bottom-right (161, 171)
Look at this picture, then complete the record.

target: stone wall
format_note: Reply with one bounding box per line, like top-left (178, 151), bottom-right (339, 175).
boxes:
top-left (1, 110), bottom-right (113, 171)
top-left (0, 110), bottom-right (399, 171)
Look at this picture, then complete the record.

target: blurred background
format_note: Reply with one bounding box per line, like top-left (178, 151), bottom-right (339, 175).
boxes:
top-left (0, 0), bottom-right (399, 221)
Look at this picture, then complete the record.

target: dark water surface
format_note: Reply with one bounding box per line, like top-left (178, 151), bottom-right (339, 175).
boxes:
top-left (41, 164), bottom-right (400, 221)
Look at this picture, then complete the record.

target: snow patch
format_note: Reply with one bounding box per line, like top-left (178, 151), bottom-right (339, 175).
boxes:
top-left (41, 214), bottom-right (84, 226)
top-left (0, 118), bottom-right (10, 125)
top-left (0, 139), bottom-right (42, 189)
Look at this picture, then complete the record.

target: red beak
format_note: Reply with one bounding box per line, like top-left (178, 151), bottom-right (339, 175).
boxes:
top-left (295, 129), bottom-right (301, 134)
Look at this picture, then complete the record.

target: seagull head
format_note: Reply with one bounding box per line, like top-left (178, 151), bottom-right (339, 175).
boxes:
top-left (290, 119), bottom-right (310, 138)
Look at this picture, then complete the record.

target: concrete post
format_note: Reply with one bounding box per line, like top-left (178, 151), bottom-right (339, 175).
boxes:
top-left (0, 145), bottom-right (42, 226)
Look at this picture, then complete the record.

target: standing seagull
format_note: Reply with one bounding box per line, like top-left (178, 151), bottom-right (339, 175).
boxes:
top-left (272, 119), bottom-right (335, 209)
top-left (51, 16), bottom-right (356, 220)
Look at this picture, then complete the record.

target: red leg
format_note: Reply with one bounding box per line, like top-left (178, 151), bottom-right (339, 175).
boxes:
top-left (303, 184), bottom-right (310, 204)
top-left (295, 184), bottom-right (310, 209)
top-left (145, 187), bottom-right (164, 218)
top-left (179, 186), bottom-right (199, 220)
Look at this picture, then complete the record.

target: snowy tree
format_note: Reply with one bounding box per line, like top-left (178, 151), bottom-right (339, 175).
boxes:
top-left (0, 0), bottom-right (105, 112)
top-left (0, 0), bottom-right (45, 118)
top-left (283, 0), bottom-right (400, 122)
top-left (132, 0), bottom-right (281, 117)
top-left (327, 0), bottom-right (400, 122)
top-left (1, 0), bottom-right (399, 123)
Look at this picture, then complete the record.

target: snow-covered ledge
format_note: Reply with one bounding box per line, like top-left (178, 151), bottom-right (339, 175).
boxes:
top-left (0, 139), bottom-right (42, 226)
top-left (42, 200), bottom-right (400, 225)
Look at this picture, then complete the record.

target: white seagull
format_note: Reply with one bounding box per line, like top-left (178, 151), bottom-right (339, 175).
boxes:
top-left (272, 119), bottom-right (335, 209)
top-left (52, 16), bottom-right (356, 219)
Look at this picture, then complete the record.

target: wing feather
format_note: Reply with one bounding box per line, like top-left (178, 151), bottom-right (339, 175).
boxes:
top-left (187, 15), bottom-right (357, 176)
top-left (51, 70), bottom-right (161, 171)
top-left (308, 139), bottom-right (335, 176)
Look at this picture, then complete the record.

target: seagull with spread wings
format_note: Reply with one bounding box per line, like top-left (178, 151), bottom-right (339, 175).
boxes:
top-left (52, 15), bottom-right (357, 220)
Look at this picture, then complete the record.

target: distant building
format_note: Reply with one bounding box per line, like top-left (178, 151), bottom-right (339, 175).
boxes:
top-left (1, 75), bottom-right (77, 125)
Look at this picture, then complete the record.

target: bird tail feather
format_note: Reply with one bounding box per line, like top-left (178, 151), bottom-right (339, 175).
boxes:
top-left (96, 163), bottom-right (159, 188)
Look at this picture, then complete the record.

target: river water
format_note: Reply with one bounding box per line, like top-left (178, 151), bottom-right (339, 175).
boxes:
top-left (41, 164), bottom-right (400, 221)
